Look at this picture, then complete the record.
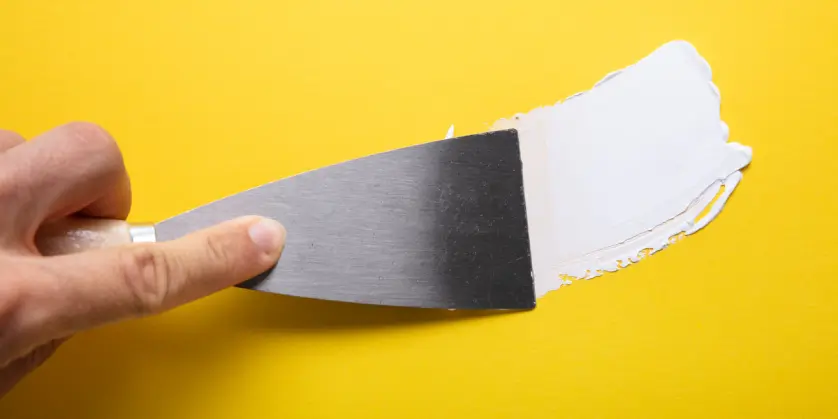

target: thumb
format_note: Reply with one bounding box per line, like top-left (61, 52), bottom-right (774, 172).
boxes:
top-left (28, 215), bottom-right (285, 336)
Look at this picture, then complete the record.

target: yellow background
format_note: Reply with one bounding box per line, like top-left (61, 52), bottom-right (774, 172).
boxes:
top-left (1, 0), bottom-right (837, 417)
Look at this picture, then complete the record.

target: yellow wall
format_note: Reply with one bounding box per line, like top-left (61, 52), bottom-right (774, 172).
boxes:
top-left (1, 0), bottom-right (836, 418)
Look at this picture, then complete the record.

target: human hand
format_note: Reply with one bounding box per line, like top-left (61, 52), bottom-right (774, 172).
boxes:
top-left (0, 122), bottom-right (286, 397)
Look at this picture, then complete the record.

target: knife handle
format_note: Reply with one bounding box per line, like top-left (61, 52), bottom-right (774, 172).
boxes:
top-left (35, 216), bottom-right (157, 257)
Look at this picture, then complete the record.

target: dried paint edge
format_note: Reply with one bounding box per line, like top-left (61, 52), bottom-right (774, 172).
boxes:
top-left (555, 170), bottom-right (744, 282)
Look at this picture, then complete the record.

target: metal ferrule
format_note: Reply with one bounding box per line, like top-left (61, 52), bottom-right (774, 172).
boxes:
top-left (129, 224), bottom-right (157, 243)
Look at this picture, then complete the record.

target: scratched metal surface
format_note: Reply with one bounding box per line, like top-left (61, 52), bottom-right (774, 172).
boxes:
top-left (156, 129), bottom-right (535, 309)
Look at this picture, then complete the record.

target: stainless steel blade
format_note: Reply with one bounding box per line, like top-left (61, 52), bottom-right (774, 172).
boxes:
top-left (155, 129), bottom-right (535, 309)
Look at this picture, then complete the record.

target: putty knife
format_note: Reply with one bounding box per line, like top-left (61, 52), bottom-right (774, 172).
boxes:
top-left (37, 129), bottom-right (536, 310)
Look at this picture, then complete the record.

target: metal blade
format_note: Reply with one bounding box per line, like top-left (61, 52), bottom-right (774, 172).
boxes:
top-left (156, 129), bottom-right (535, 309)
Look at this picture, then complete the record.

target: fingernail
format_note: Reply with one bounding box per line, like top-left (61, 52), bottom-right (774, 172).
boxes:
top-left (248, 218), bottom-right (286, 253)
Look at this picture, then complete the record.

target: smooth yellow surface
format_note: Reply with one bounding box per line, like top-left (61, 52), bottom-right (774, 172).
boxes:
top-left (1, 0), bottom-right (837, 417)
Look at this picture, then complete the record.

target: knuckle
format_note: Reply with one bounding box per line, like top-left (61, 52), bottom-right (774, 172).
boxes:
top-left (203, 235), bottom-right (232, 272)
top-left (118, 247), bottom-right (173, 315)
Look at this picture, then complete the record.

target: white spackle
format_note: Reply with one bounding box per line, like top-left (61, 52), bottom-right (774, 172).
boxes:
top-left (445, 124), bottom-right (455, 139)
top-left (490, 40), bottom-right (753, 298)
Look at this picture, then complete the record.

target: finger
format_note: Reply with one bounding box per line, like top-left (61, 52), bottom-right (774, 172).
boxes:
top-left (0, 130), bottom-right (25, 153)
top-left (0, 122), bottom-right (131, 240)
top-left (23, 216), bottom-right (285, 337)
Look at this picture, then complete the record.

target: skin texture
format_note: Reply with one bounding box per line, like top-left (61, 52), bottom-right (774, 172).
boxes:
top-left (0, 122), bottom-right (287, 398)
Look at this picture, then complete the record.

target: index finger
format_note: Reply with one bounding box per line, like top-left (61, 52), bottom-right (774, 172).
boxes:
top-left (18, 215), bottom-right (286, 339)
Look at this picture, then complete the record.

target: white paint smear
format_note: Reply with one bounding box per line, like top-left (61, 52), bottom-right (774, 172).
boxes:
top-left (489, 40), bottom-right (753, 297)
top-left (445, 124), bottom-right (455, 139)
